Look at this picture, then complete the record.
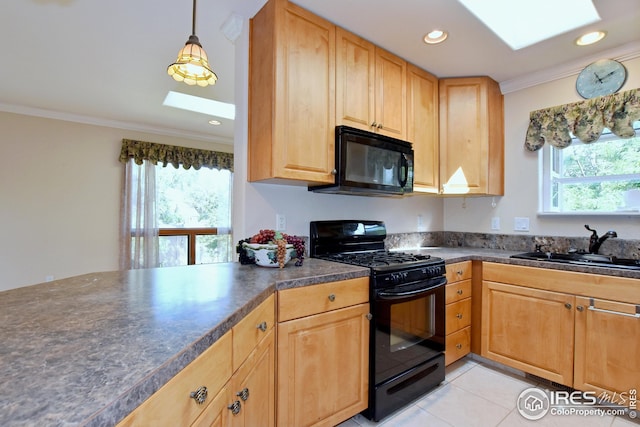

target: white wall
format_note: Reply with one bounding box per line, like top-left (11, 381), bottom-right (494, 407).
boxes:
top-left (0, 113), bottom-right (231, 291)
top-left (443, 56), bottom-right (640, 239)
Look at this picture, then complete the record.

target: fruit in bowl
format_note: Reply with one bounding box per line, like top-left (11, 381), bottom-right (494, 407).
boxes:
top-left (237, 229), bottom-right (305, 267)
top-left (242, 242), bottom-right (296, 267)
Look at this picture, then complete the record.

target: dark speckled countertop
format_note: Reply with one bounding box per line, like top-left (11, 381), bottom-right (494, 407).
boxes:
top-left (0, 259), bottom-right (368, 427)
top-left (1, 249), bottom-right (638, 426)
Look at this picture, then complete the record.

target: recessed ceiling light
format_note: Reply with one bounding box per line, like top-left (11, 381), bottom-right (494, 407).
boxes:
top-left (423, 30), bottom-right (448, 44)
top-left (208, 119), bottom-right (221, 125)
top-left (575, 30), bottom-right (606, 46)
top-left (458, 0), bottom-right (601, 50)
top-left (162, 91), bottom-right (235, 120)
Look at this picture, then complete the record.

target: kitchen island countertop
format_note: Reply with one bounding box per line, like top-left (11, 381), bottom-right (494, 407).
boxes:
top-left (2, 248), bottom-right (638, 426)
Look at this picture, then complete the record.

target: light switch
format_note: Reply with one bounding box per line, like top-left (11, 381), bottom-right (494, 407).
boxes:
top-left (514, 217), bottom-right (530, 232)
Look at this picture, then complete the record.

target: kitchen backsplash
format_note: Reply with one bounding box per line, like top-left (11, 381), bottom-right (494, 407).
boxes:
top-left (386, 231), bottom-right (640, 259)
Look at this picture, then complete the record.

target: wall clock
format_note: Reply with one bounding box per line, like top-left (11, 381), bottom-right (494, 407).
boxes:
top-left (576, 59), bottom-right (627, 99)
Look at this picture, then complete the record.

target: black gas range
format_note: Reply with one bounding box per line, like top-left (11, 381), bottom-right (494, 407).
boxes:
top-left (310, 220), bottom-right (446, 421)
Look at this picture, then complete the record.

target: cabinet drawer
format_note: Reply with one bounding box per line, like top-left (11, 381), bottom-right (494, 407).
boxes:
top-left (446, 279), bottom-right (472, 304)
top-left (446, 298), bottom-right (471, 332)
top-left (118, 331), bottom-right (233, 427)
top-left (446, 261), bottom-right (472, 283)
top-left (445, 326), bottom-right (471, 366)
top-left (277, 277), bottom-right (369, 322)
top-left (233, 294), bottom-right (275, 371)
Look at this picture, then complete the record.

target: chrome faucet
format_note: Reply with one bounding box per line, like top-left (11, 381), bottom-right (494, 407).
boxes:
top-left (585, 225), bottom-right (617, 254)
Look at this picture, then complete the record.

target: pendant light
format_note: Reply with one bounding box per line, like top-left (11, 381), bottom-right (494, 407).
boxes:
top-left (167, 0), bottom-right (218, 87)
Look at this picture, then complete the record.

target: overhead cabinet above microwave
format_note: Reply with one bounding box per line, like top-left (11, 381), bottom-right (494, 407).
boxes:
top-left (248, 0), bottom-right (504, 197)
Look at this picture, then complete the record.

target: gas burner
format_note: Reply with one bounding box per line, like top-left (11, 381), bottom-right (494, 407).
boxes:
top-left (320, 250), bottom-right (433, 269)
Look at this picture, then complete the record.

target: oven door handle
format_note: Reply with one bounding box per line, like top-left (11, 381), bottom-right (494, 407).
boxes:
top-left (376, 277), bottom-right (446, 300)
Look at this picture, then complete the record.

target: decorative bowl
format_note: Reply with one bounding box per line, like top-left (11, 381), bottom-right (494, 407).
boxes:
top-left (241, 242), bottom-right (296, 267)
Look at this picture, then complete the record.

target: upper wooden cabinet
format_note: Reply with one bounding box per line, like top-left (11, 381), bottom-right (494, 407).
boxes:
top-left (336, 28), bottom-right (407, 139)
top-left (407, 64), bottom-right (439, 193)
top-left (249, 0), bottom-right (336, 184)
top-left (439, 77), bottom-right (504, 196)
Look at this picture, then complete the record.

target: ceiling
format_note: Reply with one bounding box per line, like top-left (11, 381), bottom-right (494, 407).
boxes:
top-left (2, 0), bottom-right (639, 145)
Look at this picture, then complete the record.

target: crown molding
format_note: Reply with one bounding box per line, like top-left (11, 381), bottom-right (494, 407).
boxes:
top-left (500, 41), bottom-right (640, 94)
top-left (0, 103), bottom-right (233, 145)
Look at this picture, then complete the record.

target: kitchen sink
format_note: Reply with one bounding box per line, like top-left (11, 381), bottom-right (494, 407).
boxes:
top-left (510, 251), bottom-right (640, 271)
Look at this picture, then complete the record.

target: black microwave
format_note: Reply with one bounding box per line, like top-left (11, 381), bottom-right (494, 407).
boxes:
top-left (309, 126), bottom-right (414, 196)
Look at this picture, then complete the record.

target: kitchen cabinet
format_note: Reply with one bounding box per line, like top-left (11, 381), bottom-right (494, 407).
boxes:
top-left (444, 262), bottom-right (472, 365)
top-left (482, 262), bottom-right (640, 400)
top-left (439, 77), bottom-right (504, 195)
top-left (574, 297), bottom-right (640, 400)
top-left (118, 295), bottom-right (275, 427)
top-left (407, 63), bottom-right (439, 193)
top-left (249, 0), bottom-right (336, 184)
top-left (276, 277), bottom-right (370, 427)
top-left (336, 27), bottom-right (406, 139)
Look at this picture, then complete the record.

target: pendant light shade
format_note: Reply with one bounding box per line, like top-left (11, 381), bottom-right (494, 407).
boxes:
top-left (168, 0), bottom-right (218, 87)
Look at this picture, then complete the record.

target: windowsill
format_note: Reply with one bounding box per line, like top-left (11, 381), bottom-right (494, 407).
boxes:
top-left (538, 210), bottom-right (640, 217)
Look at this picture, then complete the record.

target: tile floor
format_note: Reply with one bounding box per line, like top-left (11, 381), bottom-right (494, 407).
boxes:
top-left (337, 356), bottom-right (639, 427)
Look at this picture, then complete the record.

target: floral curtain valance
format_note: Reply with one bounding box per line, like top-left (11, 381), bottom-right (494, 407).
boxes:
top-left (119, 139), bottom-right (234, 171)
top-left (525, 87), bottom-right (640, 151)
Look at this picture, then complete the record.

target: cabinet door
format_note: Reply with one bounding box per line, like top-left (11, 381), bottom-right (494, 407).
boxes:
top-left (439, 77), bottom-right (503, 195)
top-left (249, 0), bottom-right (336, 184)
top-left (407, 63), bottom-right (439, 193)
top-left (374, 48), bottom-right (406, 139)
top-left (229, 329), bottom-right (276, 427)
top-left (277, 303), bottom-right (369, 427)
top-left (335, 27), bottom-right (375, 132)
top-left (482, 281), bottom-right (574, 386)
top-left (574, 297), bottom-right (640, 402)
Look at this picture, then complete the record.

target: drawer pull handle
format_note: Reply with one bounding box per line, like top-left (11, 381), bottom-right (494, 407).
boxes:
top-left (257, 321), bottom-right (268, 332)
top-left (456, 343), bottom-right (463, 349)
top-left (228, 400), bottom-right (241, 415)
top-left (457, 270), bottom-right (463, 276)
top-left (564, 303), bottom-right (572, 310)
top-left (588, 300), bottom-right (640, 318)
top-left (328, 294), bottom-right (336, 302)
top-left (237, 387), bottom-right (250, 401)
top-left (456, 313), bottom-right (463, 319)
top-left (457, 289), bottom-right (463, 295)
top-left (190, 386), bottom-right (208, 405)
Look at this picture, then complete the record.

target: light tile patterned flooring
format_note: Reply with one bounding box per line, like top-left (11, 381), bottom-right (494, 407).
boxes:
top-left (337, 356), bottom-right (639, 427)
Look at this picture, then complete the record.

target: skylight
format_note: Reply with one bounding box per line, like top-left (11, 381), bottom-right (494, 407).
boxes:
top-left (457, 0), bottom-right (601, 50)
top-left (163, 91), bottom-right (235, 120)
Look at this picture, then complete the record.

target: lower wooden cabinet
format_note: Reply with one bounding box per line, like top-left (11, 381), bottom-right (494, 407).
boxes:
top-left (574, 297), bottom-right (640, 399)
top-left (482, 262), bottom-right (640, 403)
top-left (444, 262), bottom-right (472, 365)
top-left (276, 278), bottom-right (370, 427)
top-left (118, 295), bottom-right (275, 427)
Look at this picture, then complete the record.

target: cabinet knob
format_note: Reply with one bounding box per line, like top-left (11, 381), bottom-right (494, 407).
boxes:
top-left (331, 169), bottom-right (337, 175)
top-left (564, 303), bottom-right (572, 309)
top-left (456, 343), bottom-right (463, 349)
top-left (457, 270), bottom-right (463, 276)
top-left (377, 123), bottom-right (383, 129)
top-left (190, 386), bottom-right (208, 405)
top-left (257, 321), bottom-right (268, 332)
top-left (371, 121), bottom-right (378, 128)
top-left (457, 289), bottom-right (463, 295)
top-left (237, 387), bottom-right (250, 401)
top-left (328, 293), bottom-right (336, 302)
top-left (456, 313), bottom-right (463, 319)
top-left (228, 400), bottom-right (241, 415)
top-left (366, 313), bottom-right (373, 321)
top-left (576, 305), bottom-right (585, 312)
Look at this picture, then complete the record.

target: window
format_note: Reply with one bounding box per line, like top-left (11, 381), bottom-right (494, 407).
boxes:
top-left (540, 122), bottom-right (640, 214)
top-left (155, 165), bottom-right (232, 266)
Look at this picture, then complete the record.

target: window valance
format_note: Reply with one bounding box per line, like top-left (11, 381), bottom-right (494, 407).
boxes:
top-left (119, 139), bottom-right (234, 172)
top-left (525, 87), bottom-right (640, 151)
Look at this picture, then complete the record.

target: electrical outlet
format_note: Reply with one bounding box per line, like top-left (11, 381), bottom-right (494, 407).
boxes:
top-left (514, 217), bottom-right (530, 232)
top-left (45, 275), bottom-right (54, 282)
top-left (417, 214), bottom-right (426, 231)
top-left (276, 214), bottom-right (286, 231)
top-left (491, 217), bottom-right (500, 230)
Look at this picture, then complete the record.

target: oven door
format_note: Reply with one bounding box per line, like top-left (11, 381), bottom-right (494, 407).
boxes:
top-left (372, 276), bottom-right (446, 385)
